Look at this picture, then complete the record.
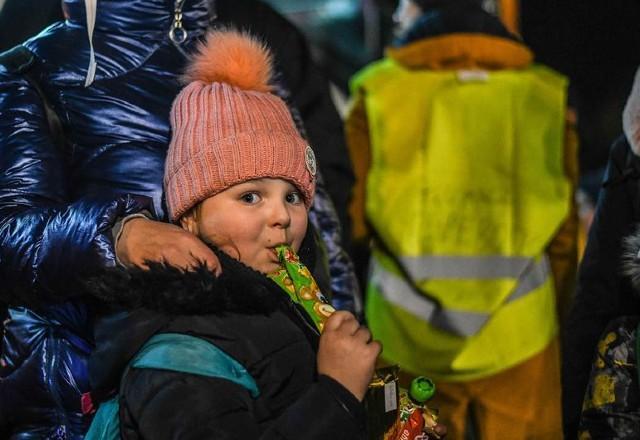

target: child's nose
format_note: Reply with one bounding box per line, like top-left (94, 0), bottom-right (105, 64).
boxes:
top-left (269, 200), bottom-right (291, 228)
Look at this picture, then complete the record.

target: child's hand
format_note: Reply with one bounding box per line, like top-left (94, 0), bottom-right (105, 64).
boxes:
top-left (317, 311), bottom-right (381, 401)
top-left (117, 217), bottom-right (221, 274)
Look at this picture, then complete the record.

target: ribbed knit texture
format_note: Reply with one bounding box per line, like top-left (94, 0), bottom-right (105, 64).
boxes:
top-left (164, 32), bottom-right (315, 222)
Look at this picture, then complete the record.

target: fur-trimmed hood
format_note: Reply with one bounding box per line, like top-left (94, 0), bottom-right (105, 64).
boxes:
top-left (87, 247), bottom-right (312, 400)
top-left (622, 227), bottom-right (640, 292)
top-left (84, 247), bottom-right (283, 316)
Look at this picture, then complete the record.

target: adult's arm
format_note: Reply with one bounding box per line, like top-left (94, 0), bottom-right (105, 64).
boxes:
top-left (562, 136), bottom-right (640, 438)
top-left (547, 110), bottom-right (580, 324)
top-left (310, 173), bottom-right (361, 314)
top-left (344, 94), bottom-right (371, 245)
top-left (343, 93), bottom-right (374, 289)
top-left (0, 69), bottom-right (149, 301)
top-left (121, 370), bottom-right (365, 440)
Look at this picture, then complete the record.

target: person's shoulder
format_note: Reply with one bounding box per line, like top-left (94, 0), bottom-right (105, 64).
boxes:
top-left (22, 22), bottom-right (85, 67)
top-left (350, 57), bottom-right (399, 93)
top-left (610, 134), bottom-right (633, 157)
top-left (527, 64), bottom-right (568, 91)
top-left (603, 134), bottom-right (640, 174)
top-left (598, 315), bottom-right (640, 359)
top-left (604, 315), bottom-right (640, 332)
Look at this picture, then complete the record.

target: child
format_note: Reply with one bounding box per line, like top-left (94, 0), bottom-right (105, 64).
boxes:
top-left (85, 29), bottom-right (379, 439)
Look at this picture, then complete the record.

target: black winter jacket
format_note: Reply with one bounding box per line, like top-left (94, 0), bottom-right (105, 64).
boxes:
top-left (88, 250), bottom-right (366, 439)
top-left (563, 136), bottom-right (640, 438)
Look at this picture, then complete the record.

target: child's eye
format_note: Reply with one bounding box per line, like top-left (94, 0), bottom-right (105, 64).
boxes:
top-left (286, 192), bottom-right (303, 205)
top-left (240, 192), bottom-right (261, 204)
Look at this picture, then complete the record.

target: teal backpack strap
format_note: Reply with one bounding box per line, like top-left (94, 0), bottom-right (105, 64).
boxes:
top-left (85, 333), bottom-right (259, 440)
top-left (131, 333), bottom-right (259, 398)
top-left (84, 398), bottom-right (121, 440)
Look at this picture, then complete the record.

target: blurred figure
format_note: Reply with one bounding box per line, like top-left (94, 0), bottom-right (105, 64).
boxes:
top-left (578, 226), bottom-right (640, 437)
top-left (346, 0), bottom-right (578, 438)
top-left (563, 66), bottom-right (640, 439)
top-left (0, 0), bottom-right (358, 437)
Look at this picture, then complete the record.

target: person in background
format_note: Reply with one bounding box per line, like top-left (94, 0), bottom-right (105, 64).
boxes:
top-left (578, 223), bottom-right (640, 438)
top-left (0, 0), bottom-right (359, 437)
top-left (345, 0), bottom-right (578, 437)
top-left (563, 66), bottom-right (640, 439)
top-left (84, 29), bottom-right (378, 439)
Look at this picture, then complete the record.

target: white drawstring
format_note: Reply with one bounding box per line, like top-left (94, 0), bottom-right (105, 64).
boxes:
top-left (84, 0), bottom-right (97, 87)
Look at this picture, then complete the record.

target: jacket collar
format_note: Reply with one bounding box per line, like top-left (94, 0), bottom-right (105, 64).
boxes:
top-left (62, 0), bottom-right (212, 34)
top-left (85, 248), bottom-right (282, 316)
top-left (389, 4), bottom-right (532, 71)
top-left (87, 246), bottom-right (313, 400)
top-left (387, 33), bottom-right (532, 71)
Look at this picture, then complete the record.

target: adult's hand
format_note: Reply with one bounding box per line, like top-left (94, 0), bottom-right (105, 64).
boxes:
top-left (317, 311), bottom-right (381, 401)
top-left (116, 217), bottom-right (220, 274)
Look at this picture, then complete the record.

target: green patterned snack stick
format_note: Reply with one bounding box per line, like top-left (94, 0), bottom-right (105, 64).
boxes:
top-left (268, 245), bottom-right (335, 332)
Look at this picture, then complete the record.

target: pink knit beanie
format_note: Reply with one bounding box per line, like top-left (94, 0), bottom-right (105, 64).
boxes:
top-left (164, 29), bottom-right (316, 222)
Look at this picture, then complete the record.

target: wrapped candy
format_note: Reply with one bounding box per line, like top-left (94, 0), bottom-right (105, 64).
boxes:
top-left (365, 366), bottom-right (401, 439)
top-left (365, 371), bottom-right (442, 440)
top-left (390, 377), bottom-right (441, 440)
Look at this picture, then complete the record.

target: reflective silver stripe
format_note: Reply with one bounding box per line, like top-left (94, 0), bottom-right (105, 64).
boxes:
top-left (370, 256), bottom-right (551, 337)
top-left (370, 260), bottom-right (489, 336)
top-left (507, 256), bottom-right (551, 303)
top-left (399, 255), bottom-right (533, 280)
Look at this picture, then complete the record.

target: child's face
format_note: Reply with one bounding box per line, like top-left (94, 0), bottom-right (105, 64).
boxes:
top-left (180, 178), bottom-right (308, 274)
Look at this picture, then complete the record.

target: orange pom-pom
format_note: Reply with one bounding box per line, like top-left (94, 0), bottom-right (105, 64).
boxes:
top-left (183, 28), bottom-right (273, 92)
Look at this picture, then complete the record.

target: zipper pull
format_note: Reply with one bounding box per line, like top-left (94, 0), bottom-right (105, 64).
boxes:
top-left (169, 0), bottom-right (188, 45)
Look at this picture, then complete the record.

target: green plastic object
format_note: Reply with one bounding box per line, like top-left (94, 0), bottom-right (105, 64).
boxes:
top-left (409, 376), bottom-right (436, 403)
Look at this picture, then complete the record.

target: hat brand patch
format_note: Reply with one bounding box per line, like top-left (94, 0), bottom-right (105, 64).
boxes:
top-left (305, 146), bottom-right (317, 177)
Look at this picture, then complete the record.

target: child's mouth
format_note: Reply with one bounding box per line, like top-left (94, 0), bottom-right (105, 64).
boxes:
top-left (269, 244), bottom-right (290, 264)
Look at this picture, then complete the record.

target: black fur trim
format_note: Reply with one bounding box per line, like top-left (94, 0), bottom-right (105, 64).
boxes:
top-left (83, 249), bottom-right (282, 315)
top-left (622, 225), bottom-right (640, 293)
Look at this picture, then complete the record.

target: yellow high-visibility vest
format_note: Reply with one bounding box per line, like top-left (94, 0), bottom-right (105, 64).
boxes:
top-left (352, 60), bottom-right (569, 381)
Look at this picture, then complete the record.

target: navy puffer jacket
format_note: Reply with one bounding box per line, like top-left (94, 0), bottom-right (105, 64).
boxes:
top-left (0, 0), bottom-right (358, 437)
